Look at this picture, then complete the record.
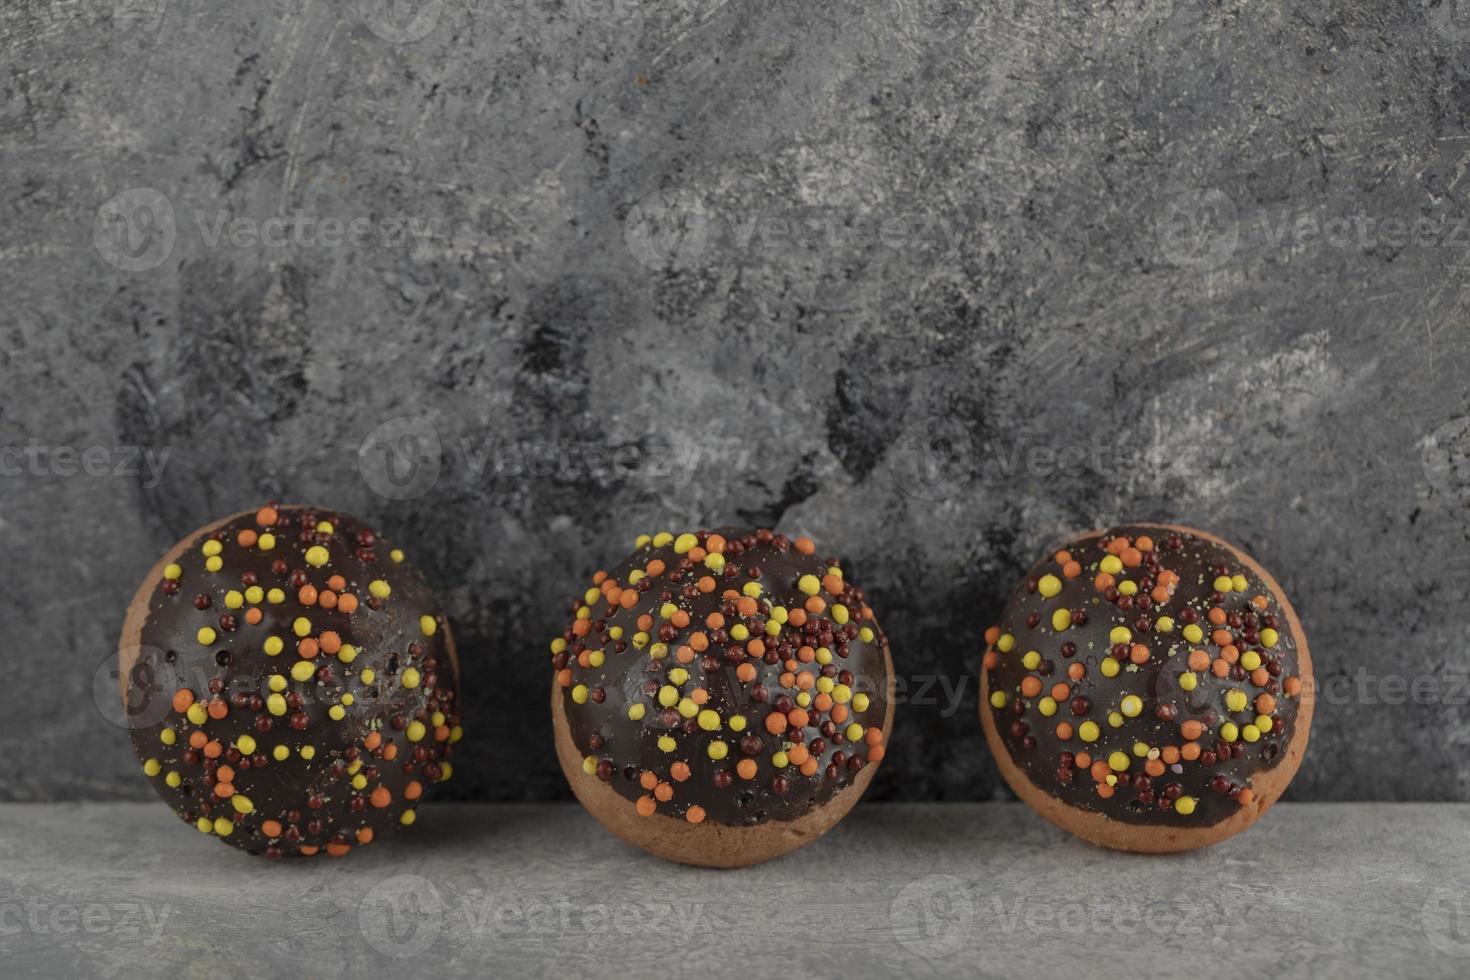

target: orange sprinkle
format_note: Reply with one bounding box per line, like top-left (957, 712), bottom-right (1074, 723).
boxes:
top-left (736, 663), bottom-right (757, 683)
top-left (794, 537), bottom-right (815, 555)
top-left (1074, 751), bottom-right (1091, 769)
top-left (787, 708), bottom-right (810, 729)
top-left (635, 796), bottom-right (657, 816)
top-left (1050, 683), bottom-right (1070, 701)
top-left (1180, 720), bottom-right (1204, 740)
top-left (1129, 644), bottom-right (1150, 665)
top-left (188, 731), bottom-right (207, 749)
top-left (370, 786), bottom-right (392, 808)
top-left (1067, 662), bottom-right (1085, 681)
top-left (1284, 676), bottom-right (1303, 697)
top-left (1020, 676), bottom-right (1042, 697)
top-left (737, 759), bottom-right (757, 779)
top-left (804, 596), bottom-right (826, 615)
top-left (1237, 788), bottom-right (1256, 805)
top-left (1188, 649), bottom-right (1211, 672)
top-left (261, 820), bottom-right (283, 838)
top-left (207, 699), bottom-right (228, 720)
top-left (319, 631), bottom-right (342, 655)
top-left (298, 638), bottom-right (319, 659)
top-left (326, 842), bottom-right (351, 857)
top-left (865, 727), bottom-right (883, 746)
top-left (356, 828), bottom-right (374, 845)
top-left (202, 740), bottom-right (223, 759)
top-left (706, 534), bottom-right (726, 554)
top-left (1256, 693), bottom-right (1276, 714)
top-left (1094, 572), bottom-right (1115, 591)
top-left (337, 593), bottom-right (359, 614)
top-left (1211, 659), bottom-right (1230, 678)
top-left (237, 529), bottom-right (258, 548)
top-left (1135, 535), bottom-right (1154, 552)
top-left (214, 782), bottom-right (234, 798)
top-left (654, 782), bottom-right (673, 802)
top-left (1056, 722), bottom-right (1074, 740)
top-left (867, 745), bottom-right (886, 763)
top-left (1160, 746), bottom-right (1180, 765)
top-left (172, 689), bottom-right (195, 713)
top-left (646, 559), bottom-right (666, 576)
top-left (822, 573), bottom-right (844, 595)
top-left (244, 608), bottom-right (263, 625)
top-left (1063, 560), bottom-right (1082, 578)
top-left (671, 762), bottom-right (692, 782)
top-left (686, 805), bottom-right (707, 824)
top-left (255, 506), bottom-right (278, 527)
top-left (1180, 741), bottom-right (1201, 761)
top-left (298, 585), bottom-right (318, 606)
top-left (1208, 607), bottom-right (1227, 626)
top-left (364, 732), bottom-right (382, 751)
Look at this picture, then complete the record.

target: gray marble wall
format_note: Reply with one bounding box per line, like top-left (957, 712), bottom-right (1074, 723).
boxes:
top-left (3, 0), bottom-right (1469, 803)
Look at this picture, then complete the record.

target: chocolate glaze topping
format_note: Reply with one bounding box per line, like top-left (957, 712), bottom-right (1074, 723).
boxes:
top-left (124, 505), bottom-right (461, 857)
top-left (553, 527), bottom-right (892, 827)
top-left (983, 525), bottom-right (1306, 828)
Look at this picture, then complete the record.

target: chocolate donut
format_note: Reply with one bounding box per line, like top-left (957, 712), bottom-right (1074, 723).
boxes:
top-left (118, 504), bottom-right (462, 857)
top-left (980, 524), bottom-right (1313, 852)
top-left (550, 527), bottom-right (895, 867)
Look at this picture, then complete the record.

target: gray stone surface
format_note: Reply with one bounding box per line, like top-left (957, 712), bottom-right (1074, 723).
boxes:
top-left (4, 1), bottom-right (1470, 805)
top-left (2, 802), bottom-right (1468, 978)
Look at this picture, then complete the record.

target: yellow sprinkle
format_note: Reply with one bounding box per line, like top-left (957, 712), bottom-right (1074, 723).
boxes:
top-left (677, 698), bottom-right (698, 719)
top-left (159, 728), bottom-right (177, 745)
top-left (832, 684), bottom-right (852, 704)
top-left (1022, 650), bottom-right (1041, 670)
top-left (390, 548), bottom-right (405, 563)
top-left (1039, 697), bottom-right (1057, 716)
top-left (341, 694), bottom-right (354, 707)
top-left (1079, 721), bottom-right (1100, 742)
top-left (231, 794), bottom-right (254, 814)
top-left (267, 693), bottom-right (287, 716)
top-left (697, 709), bottom-right (722, 732)
top-left (1179, 672), bottom-right (1198, 692)
top-left (292, 617), bottom-right (311, 638)
top-left (401, 668), bottom-right (421, 689)
top-left (450, 726), bottom-right (463, 743)
top-left (419, 614), bottom-right (438, 636)
top-left (1232, 574), bottom-right (1249, 593)
top-left (1099, 555), bottom-right (1123, 575)
top-left (337, 644), bottom-right (358, 664)
top-left (400, 809), bottom-right (417, 826)
top-left (266, 588), bottom-right (285, 604)
top-left (1155, 616), bottom-right (1174, 633)
top-left (1225, 689), bottom-right (1249, 713)
top-left (657, 735), bottom-right (676, 753)
top-left (704, 553), bottom-right (726, 573)
top-left (845, 723), bottom-right (864, 742)
top-left (990, 691), bottom-right (1007, 708)
top-left (263, 636), bottom-right (283, 656)
top-left (196, 817), bottom-right (213, 833)
top-left (1256, 714), bottom-right (1274, 733)
top-left (196, 627), bottom-right (216, 646)
top-left (165, 771), bottom-right (181, 788)
top-left (742, 581), bottom-right (762, 598)
top-left (244, 586), bottom-right (264, 604)
top-left (268, 674), bottom-right (287, 692)
top-left (627, 703), bottom-right (646, 721)
top-left (328, 705), bottom-right (346, 721)
top-left (831, 603), bottom-right (850, 625)
top-left (1175, 796), bottom-right (1197, 815)
top-left (291, 660), bottom-right (315, 682)
top-left (730, 624), bottom-right (749, 642)
top-left (707, 741), bottom-right (729, 760)
top-left (1220, 722), bottom-right (1239, 742)
top-left (257, 533), bottom-right (276, 551)
top-left (1108, 711), bottom-right (1124, 728)
top-left (316, 521), bottom-right (334, 534)
top-left (582, 755), bottom-right (598, 775)
top-left (1182, 623), bottom-right (1203, 644)
top-left (1213, 575), bottom-right (1234, 593)
top-left (1261, 628), bottom-right (1279, 648)
top-left (673, 532), bottom-right (698, 553)
top-left (236, 735), bottom-right (257, 755)
top-left (1038, 574), bottom-right (1062, 598)
top-left (852, 693), bottom-right (871, 713)
top-left (772, 751), bottom-right (789, 768)
top-left (369, 580), bottom-right (391, 599)
top-left (658, 686), bottom-right (678, 707)
top-left (1242, 724), bottom-right (1261, 742)
top-left (648, 643), bottom-right (667, 660)
top-left (351, 774), bottom-right (367, 789)
top-left (163, 563), bottom-right (182, 580)
top-left (272, 745), bottom-right (290, 761)
top-left (571, 684), bottom-right (588, 704)
top-left (1241, 650), bottom-right (1262, 671)
top-left (299, 745), bottom-right (316, 760)
top-left (202, 540), bottom-right (222, 557)
top-left (360, 668), bottom-right (376, 684)
top-left (213, 816), bottom-right (233, 836)
top-left (186, 703), bottom-right (207, 726)
top-left (1100, 658), bottom-right (1121, 678)
top-left (1107, 751), bottom-right (1130, 772)
top-left (1120, 695), bottom-right (1143, 717)
top-left (1051, 609), bottom-right (1072, 631)
top-left (142, 758), bottom-right (162, 777)
top-left (996, 633), bottom-right (1016, 653)
top-left (406, 721), bottom-right (426, 741)
top-left (859, 627), bottom-right (875, 643)
top-left (729, 715), bottom-right (747, 732)
top-left (305, 545), bottom-right (330, 567)
top-left (1108, 626), bottom-right (1132, 645)
top-left (1117, 580), bottom-right (1138, 596)
top-left (798, 574), bottom-right (821, 596)
top-left (224, 590), bottom-right (244, 610)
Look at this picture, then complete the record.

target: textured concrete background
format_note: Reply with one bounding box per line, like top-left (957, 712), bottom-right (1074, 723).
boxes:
top-left (2, 0), bottom-right (1470, 804)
